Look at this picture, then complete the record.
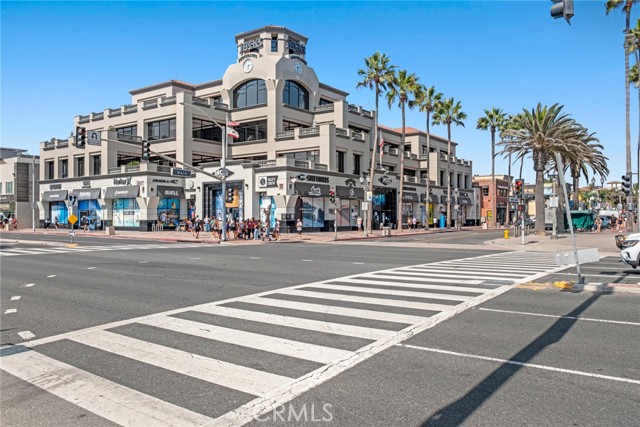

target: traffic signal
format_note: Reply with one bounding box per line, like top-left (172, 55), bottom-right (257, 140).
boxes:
top-left (550, 0), bottom-right (574, 24)
top-left (75, 126), bottom-right (87, 148)
top-left (226, 187), bottom-right (234, 203)
top-left (329, 189), bottom-right (336, 204)
top-left (622, 174), bottom-right (632, 196)
top-left (515, 179), bottom-right (524, 199)
top-left (141, 140), bottom-right (151, 161)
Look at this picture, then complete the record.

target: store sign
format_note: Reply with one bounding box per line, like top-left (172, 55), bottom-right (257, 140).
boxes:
top-left (49, 184), bottom-right (62, 190)
top-left (82, 180), bottom-right (91, 189)
top-left (42, 190), bottom-right (68, 202)
top-left (402, 192), bottom-right (419, 202)
top-left (379, 176), bottom-right (393, 186)
top-left (286, 40), bottom-right (306, 54)
top-left (152, 178), bottom-right (179, 184)
top-left (157, 186), bottom-right (185, 198)
top-left (295, 182), bottom-right (330, 197)
top-left (113, 177), bottom-right (132, 185)
top-left (296, 173), bottom-right (329, 183)
top-left (258, 176), bottom-right (278, 188)
top-left (71, 188), bottom-right (101, 200)
top-left (336, 185), bottom-right (364, 199)
top-left (239, 37), bottom-right (263, 53)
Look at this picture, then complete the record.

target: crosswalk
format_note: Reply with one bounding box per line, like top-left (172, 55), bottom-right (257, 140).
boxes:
top-left (1, 251), bottom-right (564, 426)
top-left (0, 242), bottom-right (204, 256)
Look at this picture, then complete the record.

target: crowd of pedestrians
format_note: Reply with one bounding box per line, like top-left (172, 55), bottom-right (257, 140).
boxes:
top-left (176, 215), bottom-right (284, 241)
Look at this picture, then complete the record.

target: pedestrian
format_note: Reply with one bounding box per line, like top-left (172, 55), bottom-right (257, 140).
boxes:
top-left (212, 218), bottom-right (220, 239)
top-left (11, 216), bottom-right (18, 231)
top-left (204, 215), bottom-right (210, 233)
top-left (595, 216), bottom-right (602, 233)
top-left (253, 218), bottom-right (261, 240)
top-left (357, 216), bottom-right (363, 232)
top-left (194, 216), bottom-right (201, 239)
top-left (160, 212), bottom-right (167, 231)
top-left (412, 216), bottom-right (418, 229)
top-left (54, 216), bottom-right (59, 230)
top-left (275, 219), bottom-right (281, 241)
top-left (296, 218), bottom-right (303, 238)
top-left (44, 217), bottom-right (50, 229)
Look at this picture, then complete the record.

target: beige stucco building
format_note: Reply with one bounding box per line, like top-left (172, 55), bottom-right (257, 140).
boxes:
top-left (38, 25), bottom-right (474, 231)
top-left (0, 148), bottom-right (39, 229)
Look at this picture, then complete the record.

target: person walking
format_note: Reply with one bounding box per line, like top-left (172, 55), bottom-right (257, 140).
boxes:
top-left (274, 219), bottom-right (281, 241)
top-left (54, 216), bottom-right (59, 230)
top-left (357, 216), bottom-right (363, 232)
top-left (296, 218), bottom-right (303, 238)
top-left (412, 216), bottom-right (418, 229)
top-left (194, 216), bottom-right (201, 239)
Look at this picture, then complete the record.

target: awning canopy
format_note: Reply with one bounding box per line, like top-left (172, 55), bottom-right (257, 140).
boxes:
top-left (71, 188), bottom-right (101, 200)
top-left (104, 186), bottom-right (139, 199)
top-left (42, 190), bottom-right (68, 202)
top-left (295, 182), bottom-right (330, 197)
top-left (459, 197), bottom-right (473, 206)
top-left (336, 185), bottom-right (364, 199)
top-left (157, 186), bottom-right (185, 198)
top-left (402, 192), bottom-right (419, 202)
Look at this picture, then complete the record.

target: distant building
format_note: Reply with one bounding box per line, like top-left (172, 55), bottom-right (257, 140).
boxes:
top-left (0, 148), bottom-right (39, 228)
top-left (472, 175), bottom-right (512, 225)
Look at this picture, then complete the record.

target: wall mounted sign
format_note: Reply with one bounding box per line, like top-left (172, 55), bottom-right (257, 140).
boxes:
top-left (258, 176), bottom-right (278, 188)
top-left (113, 177), bottom-right (132, 185)
top-left (239, 37), bottom-right (263, 53)
top-left (296, 173), bottom-right (329, 183)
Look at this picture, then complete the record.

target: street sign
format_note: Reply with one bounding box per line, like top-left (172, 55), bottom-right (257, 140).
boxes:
top-left (549, 197), bottom-right (559, 208)
top-left (366, 191), bottom-right (372, 202)
top-left (68, 231), bottom-right (75, 237)
top-left (361, 202), bottom-right (369, 211)
top-left (68, 214), bottom-right (78, 225)
top-left (171, 168), bottom-right (192, 177)
top-left (88, 131), bottom-right (101, 146)
top-left (214, 168), bottom-right (234, 178)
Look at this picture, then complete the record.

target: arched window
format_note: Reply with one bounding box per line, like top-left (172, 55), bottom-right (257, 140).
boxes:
top-left (283, 80), bottom-right (309, 110)
top-left (233, 79), bottom-right (267, 108)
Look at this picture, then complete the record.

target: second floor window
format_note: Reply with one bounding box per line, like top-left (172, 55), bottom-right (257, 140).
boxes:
top-left (353, 154), bottom-right (361, 175)
top-left (5, 181), bottom-right (13, 194)
top-left (192, 118), bottom-right (222, 141)
top-left (59, 159), bottom-right (68, 178)
top-left (336, 151), bottom-right (345, 173)
top-left (278, 150), bottom-right (319, 164)
top-left (147, 118), bottom-right (176, 141)
top-left (45, 161), bottom-right (54, 180)
top-left (76, 157), bottom-right (85, 177)
top-left (92, 155), bottom-right (101, 176)
top-left (233, 79), bottom-right (267, 108)
top-left (283, 80), bottom-right (309, 110)
top-left (234, 120), bottom-right (267, 142)
top-left (271, 36), bottom-right (278, 52)
top-left (117, 125), bottom-right (137, 139)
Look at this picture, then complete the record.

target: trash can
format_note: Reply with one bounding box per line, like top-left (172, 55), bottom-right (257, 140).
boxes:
top-left (382, 226), bottom-right (391, 237)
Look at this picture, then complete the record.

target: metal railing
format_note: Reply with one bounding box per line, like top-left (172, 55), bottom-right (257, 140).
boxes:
top-left (92, 112), bottom-right (104, 121)
top-left (123, 104), bottom-right (137, 114)
top-left (78, 115), bottom-right (90, 123)
top-left (276, 130), bottom-right (295, 139)
top-left (389, 148), bottom-right (399, 155)
top-left (299, 127), bottom-right (319, 137)
top-left (316, 104), bottom-right (334, 112)
top-left (161, 96), bottom-right (176, 105)
top-left (192, 96), bottom-right (210, 107)
top-left (335, 127), bottom-right (349, 137)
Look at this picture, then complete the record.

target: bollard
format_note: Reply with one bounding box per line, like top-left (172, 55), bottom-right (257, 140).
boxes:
top-left (504, 229), bottom-right (509, 239)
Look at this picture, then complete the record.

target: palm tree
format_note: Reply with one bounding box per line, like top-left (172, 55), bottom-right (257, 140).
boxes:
top-left (357, 52), bottom-right (396, 235)
top-left (563, 129), bottom-right (609, 205)
top-left (606, 0), bottom-right (639, 206)
top-left (499, 103), bottom-right (586, 235)
top-left (432, 97), bottom-right (467, 228)
top-left (476, 108), bottom-right (508, 227)
top-left (386, 69), bottom-right (420, 231)
top-left (413, 84), bottom-right (443, 229)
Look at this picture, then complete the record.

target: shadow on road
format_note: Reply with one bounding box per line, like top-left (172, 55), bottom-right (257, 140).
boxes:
top-left (421, 294), bottom-right (601, 427)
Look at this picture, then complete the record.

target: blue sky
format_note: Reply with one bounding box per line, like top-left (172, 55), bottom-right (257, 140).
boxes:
top-left (1, 1), bottom-right (636, 185)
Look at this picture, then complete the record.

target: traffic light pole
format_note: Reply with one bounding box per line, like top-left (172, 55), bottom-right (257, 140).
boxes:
top-left (220, 113), bottom-right (229, 242)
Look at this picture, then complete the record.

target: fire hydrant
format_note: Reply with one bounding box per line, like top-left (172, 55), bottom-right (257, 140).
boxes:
top-left (504, 229), bottom-right (509, 239)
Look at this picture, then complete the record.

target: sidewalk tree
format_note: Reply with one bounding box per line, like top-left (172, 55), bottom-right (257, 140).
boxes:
top-left (476, 108), bottom-right (508, 227)
top-left (413, 84), bottom-right (443, 229)
top-left (357, 52), bottom-right (396, 234)
top-left (386, 69), bottom-right (420, 231)
top-left (433, 97), bottom-right (467, 229)
top-left (562, 129), bottom-right (609, 206)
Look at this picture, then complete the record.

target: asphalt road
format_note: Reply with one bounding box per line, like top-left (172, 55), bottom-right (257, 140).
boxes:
top-left (0, 230), bottom-right (155, 246)
top-left (538, 255), bottom-right (640, 285)
top-left (385, 229), bottom-right (506, 245)
top-left (1, 238), bottom-right (638, 426)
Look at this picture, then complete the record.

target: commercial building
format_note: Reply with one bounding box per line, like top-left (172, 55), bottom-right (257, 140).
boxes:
top-left (38, 25), bottom-right (474, 231)
top-left (473, 174), bottom-right (512, 226)
top-left (0, 148), bottom-right (39, 228)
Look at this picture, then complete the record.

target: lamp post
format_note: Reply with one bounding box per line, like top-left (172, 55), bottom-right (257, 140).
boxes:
top-left (549, 173), bottom-right (558, 240)
top-left (359, 175), bottom-right (370, 236)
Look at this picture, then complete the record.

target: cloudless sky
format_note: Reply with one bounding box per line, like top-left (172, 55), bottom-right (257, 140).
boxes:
top-left (2, 0), bottom-right (637, 185)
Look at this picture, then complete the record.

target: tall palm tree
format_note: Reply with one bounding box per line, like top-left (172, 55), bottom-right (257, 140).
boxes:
top-left (432, 97), bottom-right (467, 229)
top-left (499, 103), bottom-right (585, 235)
top-left (606, 0), bottom-right (638, 207)
top-left (386, 69), bottom-right (420, 231)
top-left (476, 108), bottom-right (508, 227)
top-left (357, 52), bottom-right (396, 235)
top-left (563, 129), bottom-right (609, 205)
top-left (413, 84), bottom-right (443, 229)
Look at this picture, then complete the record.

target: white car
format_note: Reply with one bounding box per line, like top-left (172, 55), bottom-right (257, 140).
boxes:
top-left (619, 232), bottom-right (640, 268)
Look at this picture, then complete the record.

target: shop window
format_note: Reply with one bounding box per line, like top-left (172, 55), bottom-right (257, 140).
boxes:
top-left (233, 79), bottom-right (267, 108)
top-left (6, 181), bottom-right (13, 194)
top-left (112, 198), bottom-right (140, 227)
top-left (147, 118), bottom-right (176, 141)
top-left (283, 80), bottom-right (309, 110)
top-left (300, 197), bottom-right (325, 228)
top-left (157, 198), bottom-right (180, 229)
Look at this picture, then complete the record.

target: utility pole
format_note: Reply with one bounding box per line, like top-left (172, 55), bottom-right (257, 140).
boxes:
top-left (32, 155), bottom-right (36, 232)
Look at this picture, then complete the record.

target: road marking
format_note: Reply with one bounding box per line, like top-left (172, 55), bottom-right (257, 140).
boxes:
top-left (302, 259), bottom-right (313, 262)
top-left (138, 316), bottom-right (352, 364)
top-left (550, 272), bottom-right (621, 278)
top-left (47, 275), bottom-right (56, 278)
top-left (390, 269), bottom-right (526, 281)
top-left (138, 261), bottom-right (149, 264)
top-left (189, 257), bottom-right (201, 260)
top-left (403, 266), bottom-right (525, 278)
top-left (352, 262), bottom-right (365, 265)
top-left (309, 283), bottom-right (470, 302)
top-left (86, 267), bottom-right (96, 270)
top-left (4, 309), bottom-right (17, 314)
top-left (69, 330), bottom-right (293, 397)
top-left (17, 331), bottom-right (35, 340)
top-left (0, 348), bottom-right (215, 426)
top-left (24, 283), bottom-right (35, 287)
top-left (250, 257), bottom-right (261, 259)
top-left (397, 344), bottom-right (640, 385)
top-left (10, 296), bottom-right (21, 301)
top-left (478, 308), bottom-right (640, 326)
top-left (346, 277), bottom-right (486, 292)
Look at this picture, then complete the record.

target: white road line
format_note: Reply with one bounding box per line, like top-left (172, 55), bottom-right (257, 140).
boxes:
top-left (47, 275), bottom-right (56, 278)
top-left (344, 277), bottom-right (487, 293)
top-left (4, 309), bottom-right (17, 314)
top-left (69, 330), bottom-right (293, 397)
top-left (309, 283), bottom-right (470, 302)
top-left (478, 308), bottom-right (640, 326)
top-left (194, 305), bottom-right (393, 341)
top-left (189, 257), bottom-right (201, 260)
top-left (388, 269), bottom-right (524, 281)
top-left (138, 261), bottom-right (149, 264)
top-left (302, 259), bottom-right (313, 262)
top-left (281, 289), bottom-right (454, 312)
top-left (403, 266), bottom-right (525, 278)
top-left (10, 296), bottom-right (21, 301)
top-left (358, 274), bottom-right (483, 286)
top-left (86, 267), bottom-right (96, 270)
top-left (0, 348), bottom-right (215, 426)
top-left (241, 296), bottom-right (423, 325)
top-left (398, 344), bottom-right (640, 385)
top-left (17, 331), bottom-right (35, 340)
top-left (250, 257), bottom-right (261, 259)
top-left (352, 262), bottom-right (365, 265)
top-left (138, 316), bottom-right (352, 364)
top-left (443, 260), bottom-right (557, 268)
top-left (24, 283), bottom-right (35, 287)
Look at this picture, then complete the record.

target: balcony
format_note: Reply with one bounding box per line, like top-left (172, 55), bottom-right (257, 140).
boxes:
top-left (123, 104), bottom-right (137, 114)
top-left (335, 128), bottom-right (349, 138)
top-left (157, 165), bottom-right (172, 174)
top-left (352, 131), bottom-right (365, 141)
top-left (316, 104), bottom-right (334, 113)
top-left (91, 112), bottom-right (104, 121)
top-left (404, 151), bottom-right (412, 158)
top-left (108, 108), bottom-right (122, 117)
top-left (42, 140), bottom-right (55, 150)
top-left (192, 96), bottom-right (210, 107)
top-left (253, 160), bottom-right (277, 168)
top-left (78, 115), bottom-right (90, 124)
top-left (143, 99), bottom-right (158, 110)
top-left (299, 127), bottom-right (319, 137)
top-left (440, 154), bottom-right (448, 161)
top-left (213, 101), bottom-right (229, 109)
top-left (160, 96), bottom-right (176, 106)
top-left (361, 108), bottom-right (373, 118)
top-left (275, 130), bottom-right (295, 140)
top-left (403, 176), bottom-right (417, 183)
top-left (348, 104), bottom-right (359, 113)
top-left (389, 148), bottom-right (399, 155)
top-left (56, 139), bottom-right (68, 148)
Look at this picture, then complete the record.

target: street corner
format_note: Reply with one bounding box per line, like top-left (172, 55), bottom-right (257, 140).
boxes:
top-left (516, 282), bottom-right (552, 291)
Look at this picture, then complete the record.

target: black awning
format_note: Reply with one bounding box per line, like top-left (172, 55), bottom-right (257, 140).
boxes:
top-left (104, 186), bottom-right (139, 199)
top-left (336, 185), bottom-right (364, 199)
top-left (402, 192), bottom-right (419, 202)
top-left (71, 188), bottom-right (101, 200)
top-left (295, 182), bottom-right (330, 197)
top-left (459, 197), bottom-right (473, 206)
top-left (157, 186), bottom-right (185, 198)
top-left (42, 190), bottom-right (68, 202)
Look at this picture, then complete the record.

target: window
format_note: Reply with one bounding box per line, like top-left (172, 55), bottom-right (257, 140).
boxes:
top-left (283, 80), bottom-right (309, 110)
top-left (212, 95), bottom-right (222, 105)
top-left (353, 154), bottom-right (361, 175)
top-left (5, 181), bottom-right (13, 194)
top-left (0, 183), bottom-right (3, 194)
top-left (92, 155), bottom-right (101, 176)
top-left (319, 98), bottom-right (333, 106)
top-left (283, 120), bottom-right (307, 131)
top-left (59, 159), bottom-right (68, 178)
top-left (192, 118), bottom-right (222, 141)
top-left (483, 187), bottom-right (489, 196)
top-left (271, 35), bottom-right (278, 52)
top-left (117, 125), bottom-right (137, 139)
top-left (278, 150), bottom-right (319, 163)
top-left (147, 118), bottom-right (176, 141)
top-left (440, 170), bottom-right (445, 186)
top-left (233, 120), bottom-right (267, 142)
top-left (76, 156), bottom-right (85, 177)
top-left (233, 79), bottom-right (267, 108)
top-left (45, 161), bottom-right (54, 180)
top-left (336, 151), bottom-right (345, 173)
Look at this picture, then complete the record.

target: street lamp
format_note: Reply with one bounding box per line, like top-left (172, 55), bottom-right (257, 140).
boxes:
top-left (359, 175), bottom-right (370, 236)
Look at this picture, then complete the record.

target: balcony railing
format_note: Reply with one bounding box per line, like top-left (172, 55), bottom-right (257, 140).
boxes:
top-left (440, 154), bottom-right (448, 161)
top-left (404, 151), bottom-right (412, 158)
top-left (78, 115), bottom-right (90, 124)
top-left (108, 108), bottom-right (122, 117)
top-left (299, 127), bottom-right (319, 137)
top-left (123, 104), bottom-right (137, 114)
top-left (213, 101), bottom-right (229, 109)
top-left (389, 148), bottom-right (399, 155)
top-left (92, 112), bottom-right (104, 121)
top-left (335, 127), bottom-right (349, 138)
top-left (56, 139), bottom-right (68, 148)
top-left (276, 130), bottom-right (295, 140)
top-left (352, 131), bottom-right (364, 141)
top-left (43, 140), bottom-right (55, 149)
top-left (295, 160), bottom-right (311, 168)
top-left (403, 176), bottom-right (417, 183)
top-left (316, 104), bottom-right (334, 113)
top-left (361, 108), bottom-right (372, 118)
top-left (143, 99), bottom-right (158, 110)
top-left (157, 165), bottom-right (172, 174)
top-left (160, 96), bottom-right (176, 106)
top-left (254, 160), bottom-right (277, 168)
top-left (192, 96), bottom-right (210, 107)
top-left (348, 104), bottom-right (359, 113)
top-left (315, 163), bottom-right (328, 171)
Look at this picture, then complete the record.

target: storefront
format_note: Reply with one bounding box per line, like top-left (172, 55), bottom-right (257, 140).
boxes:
top-left (105, 186), bottom-right (139, 229)
top-left (42, 190), bottom-right (69, 225)
top-left (71, 188), bottom-right (103, 230)
top-left (156, 186), bottom-right (184, 229)
top-left (203, 181), bottom-right (245, 222)
top-left (294, 182), bottom-right (330, 230)
top-left (0, 195), bottom-right (15, 219)
top-left (421, 194), bottom-right (439, 227)
top-left (336, 185), bottom-right (364, 228)
top-left (372, 187), bottom-right (396, 230)
top-left (402, 192), bottom-right (419, 227)
top-left (458, 194), bottom-right (473, 226)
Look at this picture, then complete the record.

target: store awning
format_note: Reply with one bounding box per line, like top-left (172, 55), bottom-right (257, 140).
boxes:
top-left (459, 197), bottom-right (473, 206)
top-left (104, 186), bottom-right (139, 199)
top-left (42, 190), bottom-right (68, 202)
top-left (402, 192), bottom-right (419, 202)
top-left (294, 182), bottom-right (330, 197)
top-left (336, 185), bottom-right (364, 199)
top-left (157, 186), bottom-right (185, 198)
top-left (71, 188), bottom-right (101, 200)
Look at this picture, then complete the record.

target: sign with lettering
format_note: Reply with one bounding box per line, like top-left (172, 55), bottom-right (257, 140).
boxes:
top-left (239, 37), bottom-right (263, 53)
top-left (113, 177), bottom-right (132, 185)
top-left (286, 40), bottom-right (306, 54)
top-left (296, 173), bottom-right (330, 183)
top-left (171, 168), bottom-right (192, 177)
top-left (258, 176), bottom-right (278, 188)
top-left (295, 182), bottom-right (330, 197)
top-left (49, 184), bottom-right (62, 190)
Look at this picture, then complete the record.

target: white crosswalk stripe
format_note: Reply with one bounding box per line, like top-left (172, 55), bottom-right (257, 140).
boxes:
top-left (1, 250), bottom-right (567, 426)
top-left (0, 242), bottom-right (204, 256)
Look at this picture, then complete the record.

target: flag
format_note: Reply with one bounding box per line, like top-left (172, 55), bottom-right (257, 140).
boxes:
top-left (227, 121), bottom-right (239, 127)
top-left (379, 135), bottom-right (385, 166)
top-left (227, 128), bottom-right (239, 139)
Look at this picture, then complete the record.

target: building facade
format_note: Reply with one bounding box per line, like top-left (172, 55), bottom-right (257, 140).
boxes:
top-left (473, 174), bottom-right (513, 226)
top-left (0, 148), bottom-right (39, 228)
top-left (38, 25), bottom-right (474, 231)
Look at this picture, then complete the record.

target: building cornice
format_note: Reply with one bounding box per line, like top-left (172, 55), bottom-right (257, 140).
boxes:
top-left (129, 80), bottom-right (195, 96)
top-left (235, 26), bottom-right (308, 43)
top-left (318, 82), bottom-right (349, 97)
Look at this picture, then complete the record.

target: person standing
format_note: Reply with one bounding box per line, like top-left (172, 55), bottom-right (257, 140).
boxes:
top-left (54, 216), bottom-right (59, 230)
top-left (194, 216), bottom-right (201, 239)
top-left (412, 216), bottom-right (418, 229)
top-left (357, 216), bottom-right (363, 232)
top-left (275, 219), bottom-right (281, 241)
top-left (296, 218), bottom-right (303, 238)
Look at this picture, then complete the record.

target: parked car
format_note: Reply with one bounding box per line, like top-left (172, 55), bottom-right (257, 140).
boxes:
top-left (618, 232), bottom-right (640, 268)
top-left (514, 217), bottom-right (535, 227)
